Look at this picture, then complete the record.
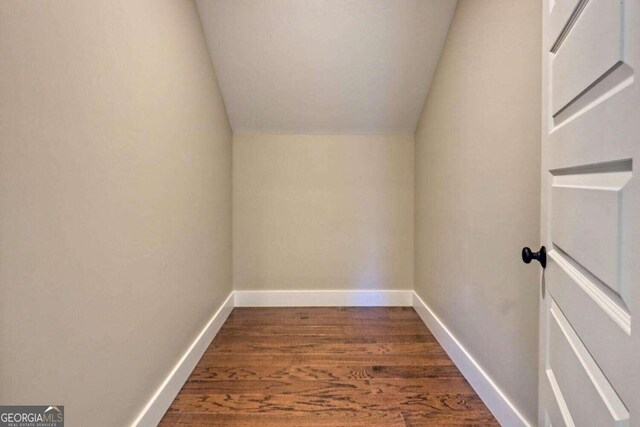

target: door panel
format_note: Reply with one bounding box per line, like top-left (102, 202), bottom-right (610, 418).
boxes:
top-left (550, 164), bottom-right (632, 295)
top-left (545, 368), bottom-right (574, 427)
top-left (540, 0), bottom-right (639, 425)
top-left (549, 300), bottom-right (629, 427)
top-left (548, 0), bottom-right (583, 46)
top-left (547, 256), bottom-right (630, 389)
top-left (551, 0), bottom-right (623, 115)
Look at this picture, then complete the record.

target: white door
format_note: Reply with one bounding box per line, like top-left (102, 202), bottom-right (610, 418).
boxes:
top-left (538, 0), bottom-right (640, 426)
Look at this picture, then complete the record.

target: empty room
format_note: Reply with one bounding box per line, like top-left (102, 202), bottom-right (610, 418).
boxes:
top-left (1, 0), bottom-right (638, 426)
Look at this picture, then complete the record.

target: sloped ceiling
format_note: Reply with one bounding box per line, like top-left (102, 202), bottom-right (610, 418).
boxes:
top-left (196, 0), bottom-right (458, 134)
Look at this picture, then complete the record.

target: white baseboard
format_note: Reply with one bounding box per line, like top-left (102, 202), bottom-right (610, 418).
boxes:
top-left (412, 292), bottom-right (531, 427)
top-left (131, 292), bottom-right (234, 427)
top-left (131, 290), bottom-right (529, 427)
top-left (234, 289), bottom-right (413, 307)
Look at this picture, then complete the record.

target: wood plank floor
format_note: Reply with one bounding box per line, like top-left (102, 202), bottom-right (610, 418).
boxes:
top-left (159, 307), bottom-right (498, 426)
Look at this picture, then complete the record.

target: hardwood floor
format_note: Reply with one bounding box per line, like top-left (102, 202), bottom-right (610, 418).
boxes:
top-left (159, 307), bottom-right (498, 426)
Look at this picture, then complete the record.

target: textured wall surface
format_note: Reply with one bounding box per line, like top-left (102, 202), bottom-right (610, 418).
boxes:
top-left (414, 0), bottom-right (541, 422)
top-left (0, 1), bottom-right (232, 425)
top-left (234, 134), bottom-right (414, 291)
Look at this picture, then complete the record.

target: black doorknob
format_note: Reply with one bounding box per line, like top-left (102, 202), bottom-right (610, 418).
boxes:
top-left (522, 246), bottom-right (546, 268)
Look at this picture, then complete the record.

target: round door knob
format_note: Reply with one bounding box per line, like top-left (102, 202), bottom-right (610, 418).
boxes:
top-left (522, 246), bottom-right (546, 268)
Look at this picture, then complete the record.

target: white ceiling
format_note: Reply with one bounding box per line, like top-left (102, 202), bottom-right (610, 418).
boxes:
top-left (196, 0), bottom-right (458, 134)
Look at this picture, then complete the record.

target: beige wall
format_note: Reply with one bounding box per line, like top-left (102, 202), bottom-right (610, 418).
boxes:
top-left (414, 0), bottom-right (541, 422)
top-left (233, 134), bottom-right (414, 291)
top-left (0, 1), bottom-right (232, 426)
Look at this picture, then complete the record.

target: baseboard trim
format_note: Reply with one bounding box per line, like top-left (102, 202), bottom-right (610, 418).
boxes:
top-left (131, 292), bottom-right (234, 427)
top-left (234, 290), bottom-right (413, 307)
top-left (131, 290), bottom-right (529, 426)
top-left (412, 292), bottom-right (531, 427)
